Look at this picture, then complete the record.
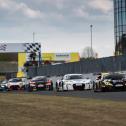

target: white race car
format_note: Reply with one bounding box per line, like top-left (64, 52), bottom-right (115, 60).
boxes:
top-left (7, 78), bottom-right (23, 90)
top-left (56, 74), bottom-right (93, 91)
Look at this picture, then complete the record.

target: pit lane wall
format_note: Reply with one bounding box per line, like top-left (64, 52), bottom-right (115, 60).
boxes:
top-left (28, 55), bottom-right (126, 77)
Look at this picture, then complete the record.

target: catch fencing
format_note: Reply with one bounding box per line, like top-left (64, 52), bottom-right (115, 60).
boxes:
top-left (28, 55), bottom-right (126, 77)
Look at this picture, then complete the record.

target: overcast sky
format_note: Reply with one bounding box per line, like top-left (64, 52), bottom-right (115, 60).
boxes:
top-left (0, 0), bottom-right (114, 57)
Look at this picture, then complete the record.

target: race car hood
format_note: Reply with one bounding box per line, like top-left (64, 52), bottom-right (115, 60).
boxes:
top-left (8, 82), bottom-right (22, 86)
top-left (103, 79), bottom-right (123, 85)
top-left (64, 79), bottom-right (87, 84)
top-left (83, 79), bottom-right (91, 83)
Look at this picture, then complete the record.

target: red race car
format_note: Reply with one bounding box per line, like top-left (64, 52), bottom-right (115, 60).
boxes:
top-left (29, 76), bottom-right (53, 91)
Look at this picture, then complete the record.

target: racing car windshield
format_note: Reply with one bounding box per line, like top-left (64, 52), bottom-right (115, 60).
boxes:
top-left (104, 74), bottom-right (124, 80)
top-left (32, 76), bottom-right (47, 81)
top-left (1, 80), bottom-right (8, 84)
top-left (69, 75), bottom-right (83, 80)
top-left (9, 78), bottom-right (22, 82)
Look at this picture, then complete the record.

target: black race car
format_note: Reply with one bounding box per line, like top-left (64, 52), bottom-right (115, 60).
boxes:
top-left (94, 73), bottom-right (126, 92)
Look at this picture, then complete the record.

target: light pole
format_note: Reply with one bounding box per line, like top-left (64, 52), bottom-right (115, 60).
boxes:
top-left (90, 25), bottom-right (93, 57)
top-left (33, 32), bottom-right (35, 43)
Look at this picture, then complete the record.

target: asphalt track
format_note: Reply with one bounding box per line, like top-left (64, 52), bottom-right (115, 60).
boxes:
top-left (37, 76), bottom-right (126, 101)
top-left (2, 75), bottom-right (126, 102)
top-left (1, 90), bottom-right (126, 101)
top-left (30, 90), bottom-right (126, 101)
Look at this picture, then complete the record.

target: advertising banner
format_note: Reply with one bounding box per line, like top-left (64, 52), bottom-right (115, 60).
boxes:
top-left (0, 43), bottom-right (41, 53)
top-left (54, 53), bottom-right (71, 61)
top-left (0, 43), bottom-right (25, 53)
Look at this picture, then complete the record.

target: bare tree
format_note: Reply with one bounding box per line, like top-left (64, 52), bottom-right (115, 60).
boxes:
top-left (81, 47), bottom-right (98, 59)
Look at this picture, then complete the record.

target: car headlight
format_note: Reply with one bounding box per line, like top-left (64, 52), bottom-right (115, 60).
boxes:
top-left (104, 79), bottom-right (112, 82)
top-left (64, 81), bottom-right (73, 84)
top-left (104, 82), bottom-right (112, 86)
top-left (65, 80), bottom-right (73, 83)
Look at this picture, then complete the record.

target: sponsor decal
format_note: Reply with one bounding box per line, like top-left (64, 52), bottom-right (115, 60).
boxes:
top-left (0, 44), bottom-right (7, 51)
top-left (54, 53), bottom-right (71, 61)
top-left (55, 54), bottom-right (70, 57)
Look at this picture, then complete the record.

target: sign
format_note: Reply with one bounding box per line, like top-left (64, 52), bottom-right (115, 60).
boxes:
top-left (42, 53), bottom-right (80, 62)
top-left (0, 43), bottom-right (41, 53)
top-left (54, 53), bottom-right (71, 61)
top-left (26, 52), bottom-right (41, 61)
top-left (0, 43), bottom-right (24, 53)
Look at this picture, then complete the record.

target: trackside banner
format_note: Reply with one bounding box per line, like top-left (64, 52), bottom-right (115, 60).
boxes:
top-left (54, 53), bottom-right (71, 61)
top-left (0, 43), bottom-right (41, 53)
top-left (0, 43), bottom-right (24, 53)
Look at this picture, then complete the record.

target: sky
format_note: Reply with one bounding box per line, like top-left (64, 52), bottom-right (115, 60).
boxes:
top-left (0, 0), bottom-right (114, 57)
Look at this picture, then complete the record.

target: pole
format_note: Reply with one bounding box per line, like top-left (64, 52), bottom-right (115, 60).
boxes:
top-left (38, 52), bottom-right (41, 67)
top-left (90, 25), bottom-right (93, 57)
top-left (33, 32), bottom-right (35, 43)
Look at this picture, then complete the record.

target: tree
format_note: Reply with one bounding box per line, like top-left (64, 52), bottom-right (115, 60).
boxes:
top-left (81, 47), bottom-right (98, 59)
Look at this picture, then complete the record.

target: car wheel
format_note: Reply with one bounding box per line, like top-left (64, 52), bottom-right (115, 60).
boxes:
top-left (94, 83), bottom-right (99, 92)
top-left (122, 85), bottom-right (126, 91)
top-left (99, 87), bottom-right (105, 92)
top-left (73, 84), bottom-right (76, 90)
top-left (49, 83), bottom-right (53, 91)
top-left (61, 82), bottom-right (65, 92)
top-left (82, 84), bottom-right (85, 90)
top-left (29, 86), bottom-right (33, 92)
top-left (56, 82), bottom-right (59, 91)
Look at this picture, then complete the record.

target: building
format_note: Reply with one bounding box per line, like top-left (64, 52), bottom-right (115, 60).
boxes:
top-left (0, 53), bottom-right (18, 80)
top-left (0, 43), bottom-right (41, 79)
top-left (0, 43), bottom-right (80, 78)
top-left (17, 52), bottom-right (80, 77)
top-left (114, 0), bottom-right (126, 55)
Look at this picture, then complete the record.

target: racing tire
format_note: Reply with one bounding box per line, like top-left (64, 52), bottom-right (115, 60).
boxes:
top-left (73, 84), bottom-right (76, 91)
top-left (28, 86), bottom-right (34, 92)
top-left (82, 84), bottom-right (85, 90)
top-left (93, 83), bottom-right (98, 92)
top-left (56, 82), bottom-right (59, 92)
top-left (49, 83), bottom-right (53, 91)
top-left (122, 85), bottom-right (126, 91)
top-left (94, 83), bottom-right (103, 92)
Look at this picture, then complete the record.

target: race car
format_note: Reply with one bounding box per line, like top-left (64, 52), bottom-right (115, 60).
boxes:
top-left (29, 76), bottom-right (53, 91)
top-left (94, 73), bottom-right (126, 92)
top-left (7, 78), bottom-right (23, 90)
top-left (56, 74), bottom-right (93, 91)
top-left (0, 80), bottom-right (8, 91)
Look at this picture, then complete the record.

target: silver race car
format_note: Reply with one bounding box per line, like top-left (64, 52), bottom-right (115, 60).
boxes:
top-left (56, 74), bottom-right (93, 91)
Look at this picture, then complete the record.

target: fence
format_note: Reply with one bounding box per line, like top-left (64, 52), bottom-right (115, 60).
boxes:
top-left (28, 55), bottom-right (126, 77)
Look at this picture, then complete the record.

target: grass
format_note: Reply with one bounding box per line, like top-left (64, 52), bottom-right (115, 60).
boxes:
top-left (0, 93), bottom-right (126, 126)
